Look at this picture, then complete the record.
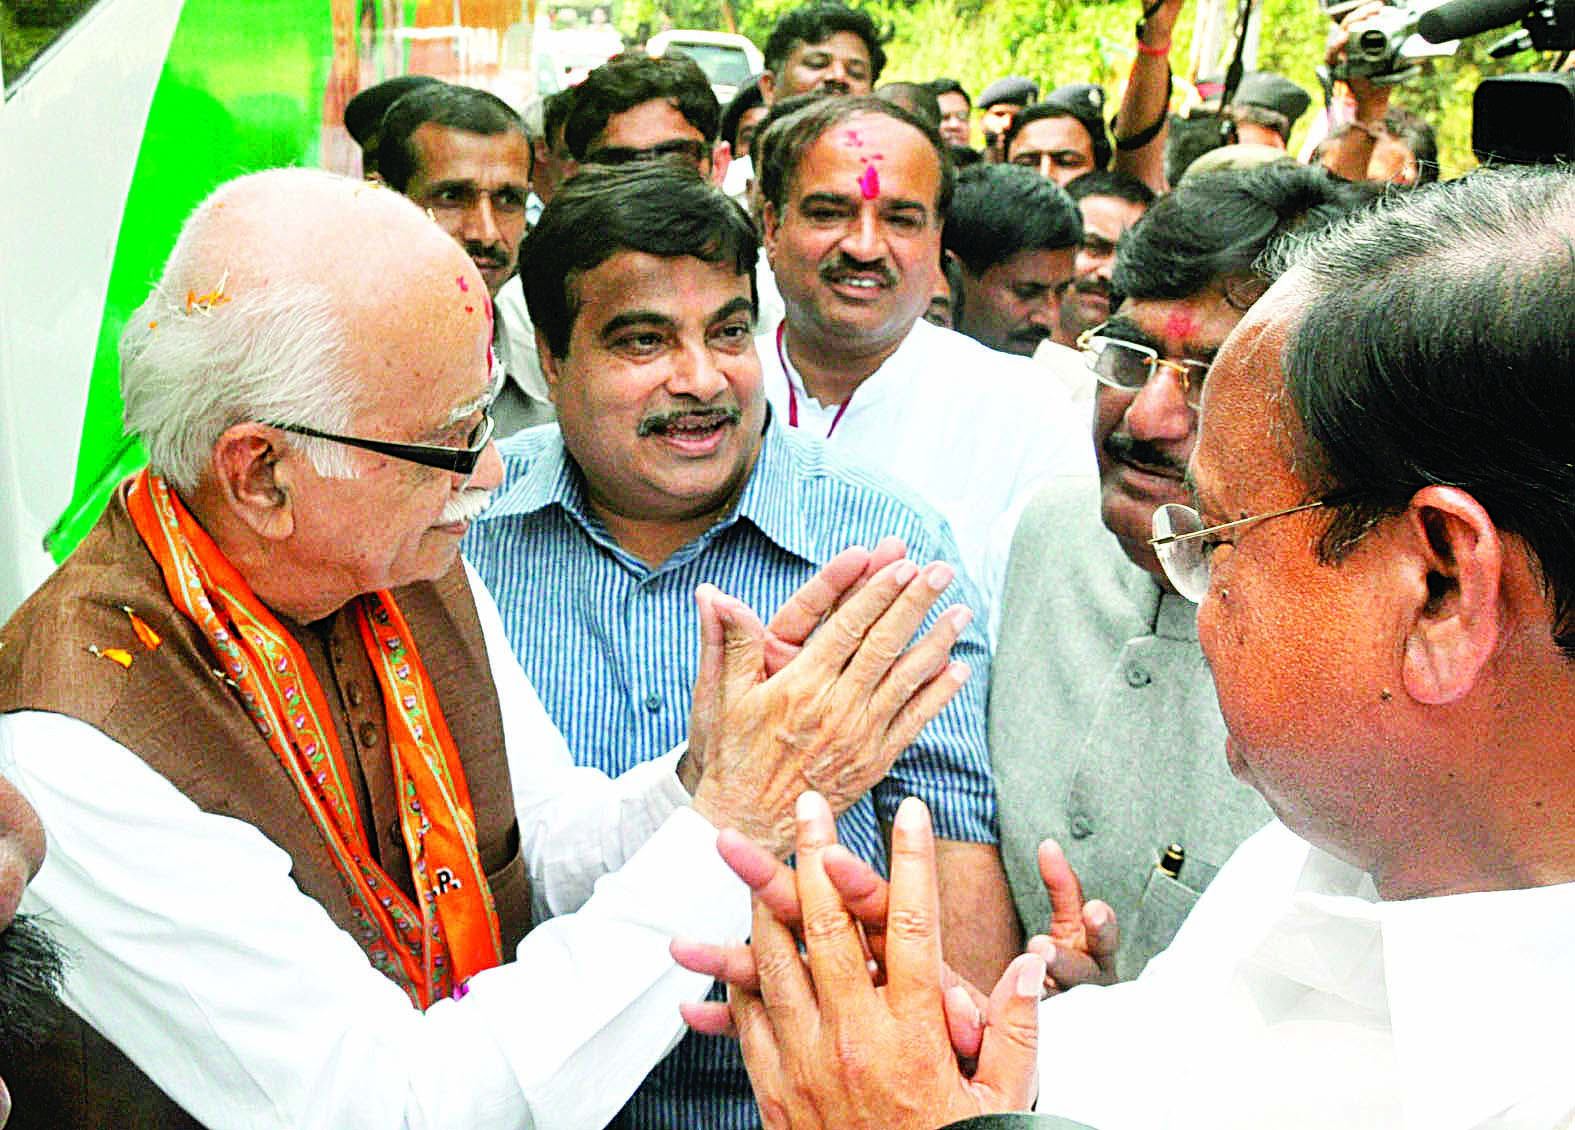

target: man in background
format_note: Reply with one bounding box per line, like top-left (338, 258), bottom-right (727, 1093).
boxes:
top-left (942, 163), bottom-right (1082, 359)
top-left (755, 96), bottom-right (1091, 613)
top-left (378, 83), bottom-right (555, 434)
top-left (1053, 170), bottom-right (1156, 354)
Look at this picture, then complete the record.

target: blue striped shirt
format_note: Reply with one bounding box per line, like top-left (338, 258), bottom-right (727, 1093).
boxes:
top-left (465, 417), bottom-right (996, 1130)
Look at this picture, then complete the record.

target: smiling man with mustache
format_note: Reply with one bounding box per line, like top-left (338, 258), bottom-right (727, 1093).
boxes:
top-left (755, 96), bottom-right (1092, 616)
top-left (465, 162), bottom-right (1014, 1130)
top-left (989, 164), bottom-right (1368, 982)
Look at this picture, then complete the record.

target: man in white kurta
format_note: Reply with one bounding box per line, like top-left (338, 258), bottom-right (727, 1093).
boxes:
top-left (754, 96), bottom-right (1092, 616)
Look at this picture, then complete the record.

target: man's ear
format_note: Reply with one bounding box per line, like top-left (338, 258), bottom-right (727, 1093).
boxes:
top-left (758, 70), bottom-right (778, 106)
top-left (710, 140), bottom-right (732, 188)
top-left (1398, 485), bottom-right (1503, 705)
top-left (535, 328), bottom-right (561, 404)
top-left (211, 424), bottom-right (297, 542)
top-left (762, 200), bottom-right (781, 259)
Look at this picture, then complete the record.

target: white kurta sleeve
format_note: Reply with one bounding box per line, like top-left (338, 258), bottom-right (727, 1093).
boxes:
top-left (0, 599), bottom-right (749, 1130)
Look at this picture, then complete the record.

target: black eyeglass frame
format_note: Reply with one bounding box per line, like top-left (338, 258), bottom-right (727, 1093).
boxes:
top-left (270, 409), bottom-right (495, 476)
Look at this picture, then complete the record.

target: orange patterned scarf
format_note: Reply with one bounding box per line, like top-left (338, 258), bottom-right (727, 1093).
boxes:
top-left (126, 470), bottom-right (502, 1006)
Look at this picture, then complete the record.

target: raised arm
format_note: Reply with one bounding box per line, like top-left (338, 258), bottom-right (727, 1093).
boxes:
top-left (1112, 0), bottom-right (1188, 193)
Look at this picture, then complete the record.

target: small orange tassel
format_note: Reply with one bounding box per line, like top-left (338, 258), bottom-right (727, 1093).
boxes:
top-left (88, 645), bottom-right (134, 669)
top-left (123, 606), bottom-right (162, 650)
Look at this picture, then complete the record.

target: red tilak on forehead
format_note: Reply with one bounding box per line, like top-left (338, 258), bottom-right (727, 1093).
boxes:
top-left (1164, 310), bottom-right (1198, 341)
top-left (840, 128), bottom-right (865, 147)
top-left (859, 164), bottom-right (880, 199)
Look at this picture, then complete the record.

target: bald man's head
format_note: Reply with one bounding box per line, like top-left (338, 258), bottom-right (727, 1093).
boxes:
top-left (122, 169), bottom-right (491, 494)
top-left (121, 167), bottom-right (503, 621)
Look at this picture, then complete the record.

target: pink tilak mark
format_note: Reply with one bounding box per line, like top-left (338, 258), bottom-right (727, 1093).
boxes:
top-left (858, 164), bottom-right (880, 199)
top-left (842, 128), bottom-right (864, 147)
top-left (456, 275), bottom-right (470, 292)
top-left (1164, 310), bottom-right (1198, 341)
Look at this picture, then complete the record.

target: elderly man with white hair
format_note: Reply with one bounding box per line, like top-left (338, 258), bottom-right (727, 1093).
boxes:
top-left (0, 167), bottom-right (971, 1129)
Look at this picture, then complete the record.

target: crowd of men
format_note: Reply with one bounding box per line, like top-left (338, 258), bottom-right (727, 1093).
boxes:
top-left (2, 0), bottom-right (1568, 1128)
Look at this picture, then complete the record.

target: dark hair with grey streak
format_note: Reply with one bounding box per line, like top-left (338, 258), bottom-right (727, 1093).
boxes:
top-left (756, 94), bottom-right (955, 221)
top-left (1268, 167), bottom-right (1575, 656)
top-left (520, 163), bottom-right (759, 358)
top-left (1114, 163), bottom-right (1366, 305)
top-left (378, 84), bottom-right (526, 192)
top-left (0, 916), bottom-right (66, 1056)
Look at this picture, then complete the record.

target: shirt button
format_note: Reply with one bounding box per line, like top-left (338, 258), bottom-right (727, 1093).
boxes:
top-left (330, 639), bottom-right (346, 665)
top-left (346, 682), bottom-right (364, 708)
top-left (1125, 664), bottom-right (1152, 688)
top-left (1069, 815), bottom-right (1095, 839)
top-left (358, 721), bottom-right (379, 748)
top-left (643, 693), bottom-right (663, 713)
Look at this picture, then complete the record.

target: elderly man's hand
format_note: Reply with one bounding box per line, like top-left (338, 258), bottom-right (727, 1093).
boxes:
top-left (719, 793), bottom-right (1041, 1129)
top-left (685, 552), bottom-right (972, 858)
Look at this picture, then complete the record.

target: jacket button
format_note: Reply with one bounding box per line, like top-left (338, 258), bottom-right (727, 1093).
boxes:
top-left (1070, 815), bottom-right (1095, 839)
top-left (1125, 664), bottom-right (1152, 688)
top-left (358, 721), bottom-right (378, 748)
top-left (346, 682), bottom-right (364, 708)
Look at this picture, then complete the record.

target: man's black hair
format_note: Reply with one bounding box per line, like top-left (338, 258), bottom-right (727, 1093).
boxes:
top-left (926, 77), bottom-right (970, 108)
top-left (756, 94), bottom-right (955, 220)
top-left (1065, 169), bottom-right (1156, 208)
top-left (520, 164), bottom-right (759, 358)
top-left (543, 86), bottom-right (578, 151)
top-left (0, 916), bottom-right (66, 1057)
top-left (1112, 163), bottom-right (1363, 304)
top-left (1385, 104), bottom-right (1439, 185)
top-left (875, 81), bottom-right (941, 129)
top-left (763, 3), bottom-right (887, 82)
top-left (720, 80), bottom-right (766, 149)
top-left (1004, 100), bottom-right (1112, 172)
top-left (563, 52), bottom-right (721, 161)
top-left (1270, 167), bottom-right (1575, 655)
top-left (378, 84), bottom-right (526, 192)
top-left (1164, 111), bottom-right (1236, 187)
top-left (943, 164), bottom-right (1082, 277)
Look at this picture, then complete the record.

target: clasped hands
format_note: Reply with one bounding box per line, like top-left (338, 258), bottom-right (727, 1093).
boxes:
top-left (682, 538), bottom-right (975, 858)
top-left (670, 791), bottom-right (1122, 1130)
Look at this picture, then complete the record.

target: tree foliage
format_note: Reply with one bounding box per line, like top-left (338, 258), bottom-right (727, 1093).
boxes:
top-left (623, 0), bottom-right (1548, 176)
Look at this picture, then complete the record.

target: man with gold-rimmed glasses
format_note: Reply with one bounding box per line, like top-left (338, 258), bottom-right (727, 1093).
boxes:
top-left (988, 163), bottom-right (1365, 988)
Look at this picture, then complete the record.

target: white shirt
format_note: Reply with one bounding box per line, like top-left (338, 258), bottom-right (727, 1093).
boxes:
top-left (492, 276), bottom-right (555, 435)
top-left (0, 560), bottom-right (750, 1130)
top-left (1036, 820), bottom-right (1575, 1129)
top-left (759, 317), bottom-right (1095, 616)
top-left (1035, 336), bottom-right (1096, 404)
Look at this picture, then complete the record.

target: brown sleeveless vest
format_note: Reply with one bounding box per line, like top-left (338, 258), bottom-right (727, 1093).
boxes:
top-left (0, 489), bottom-right (532, 1128)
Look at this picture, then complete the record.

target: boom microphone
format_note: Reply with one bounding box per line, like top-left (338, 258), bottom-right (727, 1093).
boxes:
top-left (1418, 0), bottom-right (1535, 42)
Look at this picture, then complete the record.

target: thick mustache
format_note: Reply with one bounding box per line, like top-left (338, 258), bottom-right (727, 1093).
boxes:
top-left (820, 256), bottom-right (895, 288)
top-left (1103, 432), bottom-right (1184, 476)
top-left (1073, 275), bottom-right (1112, 298)
top-left (637, 405), bottom-right (742, 436)
top-left (440, 487), bottom-right (494, 524)
top-left (465, 242), bottom-right (509, 267)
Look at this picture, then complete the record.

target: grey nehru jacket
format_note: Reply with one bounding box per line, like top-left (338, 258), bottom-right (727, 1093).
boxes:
top-left (988, 477), bottom-right (1271, 980)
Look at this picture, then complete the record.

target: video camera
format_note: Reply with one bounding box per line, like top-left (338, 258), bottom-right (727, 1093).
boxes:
top-left (1415, 0), bottom-right (1575, 163)
top-left (1321, 0), bottom-right (1458, 83)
